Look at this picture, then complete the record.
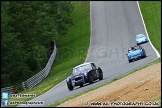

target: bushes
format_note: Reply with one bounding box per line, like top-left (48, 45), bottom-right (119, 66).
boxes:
top-left (1, 1), bottom-right (74, 87)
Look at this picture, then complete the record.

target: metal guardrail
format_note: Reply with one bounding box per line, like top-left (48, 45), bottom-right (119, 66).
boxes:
top-left (22, 42), bottom-right (57, 90)
top-left (1, 86), bottom-right (14, 95)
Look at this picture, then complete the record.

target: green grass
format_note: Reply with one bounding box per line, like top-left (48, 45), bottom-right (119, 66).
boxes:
top-left (139, 1), bottom-right (161, 56)
top-left (152, 96), bottom-right (161, 107)
top-left (7, 1), bottom-right (90, 107)
top-left (47, 1), bottom-right (161, 107)
top-left (139, 2), bottom-right (161, 105)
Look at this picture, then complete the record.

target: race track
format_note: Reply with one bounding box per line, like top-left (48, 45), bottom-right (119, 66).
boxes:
top-left (18, 1), bottom-right (159, 107)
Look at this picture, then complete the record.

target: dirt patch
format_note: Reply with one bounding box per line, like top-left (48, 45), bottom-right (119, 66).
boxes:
top-left (58, 63), bottom-right (161, 107)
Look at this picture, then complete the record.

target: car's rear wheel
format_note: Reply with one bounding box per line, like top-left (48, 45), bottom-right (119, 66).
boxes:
top-left (88, 74), bottom-right (93, 84)
top-left (142, 49), bottom-right (146, 58)
top-left (67, 80), bottom-right (73, 91)
top-left (98, 67), bottom-right (103, 80)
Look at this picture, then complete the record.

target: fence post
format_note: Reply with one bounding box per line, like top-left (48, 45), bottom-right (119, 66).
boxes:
top-left (25, 82), bottom-right (29, 90)
top-left (22, 82), bottom-right (26, 91)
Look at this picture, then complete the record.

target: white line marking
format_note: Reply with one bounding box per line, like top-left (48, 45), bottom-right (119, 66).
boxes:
top-left (137, 1), bottom-right (160, 58)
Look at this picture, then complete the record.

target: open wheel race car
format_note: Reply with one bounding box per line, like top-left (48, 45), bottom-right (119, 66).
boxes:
top-left (66, 62), bottom-right (103, 91)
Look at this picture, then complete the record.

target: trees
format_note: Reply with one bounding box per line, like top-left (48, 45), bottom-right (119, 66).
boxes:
top-left (1, 1), bottom-right (74, 87)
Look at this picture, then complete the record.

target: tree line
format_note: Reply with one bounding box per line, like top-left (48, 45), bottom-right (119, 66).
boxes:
top-left (1, 1), bottom-right (74, 87)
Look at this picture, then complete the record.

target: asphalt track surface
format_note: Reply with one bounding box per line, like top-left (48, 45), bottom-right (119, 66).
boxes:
top-left (18, 1), bottom-right (159, 107)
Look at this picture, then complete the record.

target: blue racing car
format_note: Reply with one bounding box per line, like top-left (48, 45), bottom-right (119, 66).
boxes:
top-left (126, 45), bottom-right (146, 63)
top-left (136, 34), bottom-right (148, 45)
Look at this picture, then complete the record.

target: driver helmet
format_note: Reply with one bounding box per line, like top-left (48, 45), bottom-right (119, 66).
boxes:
top-left (131, 47), bottom-right (134, 50)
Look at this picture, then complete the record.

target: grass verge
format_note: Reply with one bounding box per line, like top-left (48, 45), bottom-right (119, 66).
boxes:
top-left (7, 1), bottom-right (90, 107)
top-left (139, 1), bottom-right (161, 56)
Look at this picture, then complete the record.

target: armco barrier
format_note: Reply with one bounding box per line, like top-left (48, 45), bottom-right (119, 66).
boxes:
top-left (22, 42), bottom-right (57, 90)
top-left (1, 86), bottom-right (14, 95)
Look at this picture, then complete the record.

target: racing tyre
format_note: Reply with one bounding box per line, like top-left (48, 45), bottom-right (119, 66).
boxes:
top-left (98, 67), bottom-right (103, 80)
top-left (80, 83), bottom-right (83, 87)
top-left (88, 74), bottom-right (93, 84)
top-left (67, 80), bottom-right (73, 91)
top-left (129, 60), bottom-right (132, 63)
top-left (142, 49), bottom-right (146, 58)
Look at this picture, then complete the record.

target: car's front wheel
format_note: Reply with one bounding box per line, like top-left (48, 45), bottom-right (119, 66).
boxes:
top-left (67, 80), bottom-right (73, 91)
top-left (88, 74), bottom-right (93, 84)
top-left (129, 60), bottom-right (132, 63)
top-left (80, 83), bottom-right (83, 87)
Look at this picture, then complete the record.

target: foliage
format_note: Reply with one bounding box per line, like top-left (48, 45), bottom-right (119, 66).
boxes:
top-left (1, 1), bottom-right (74, 87)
